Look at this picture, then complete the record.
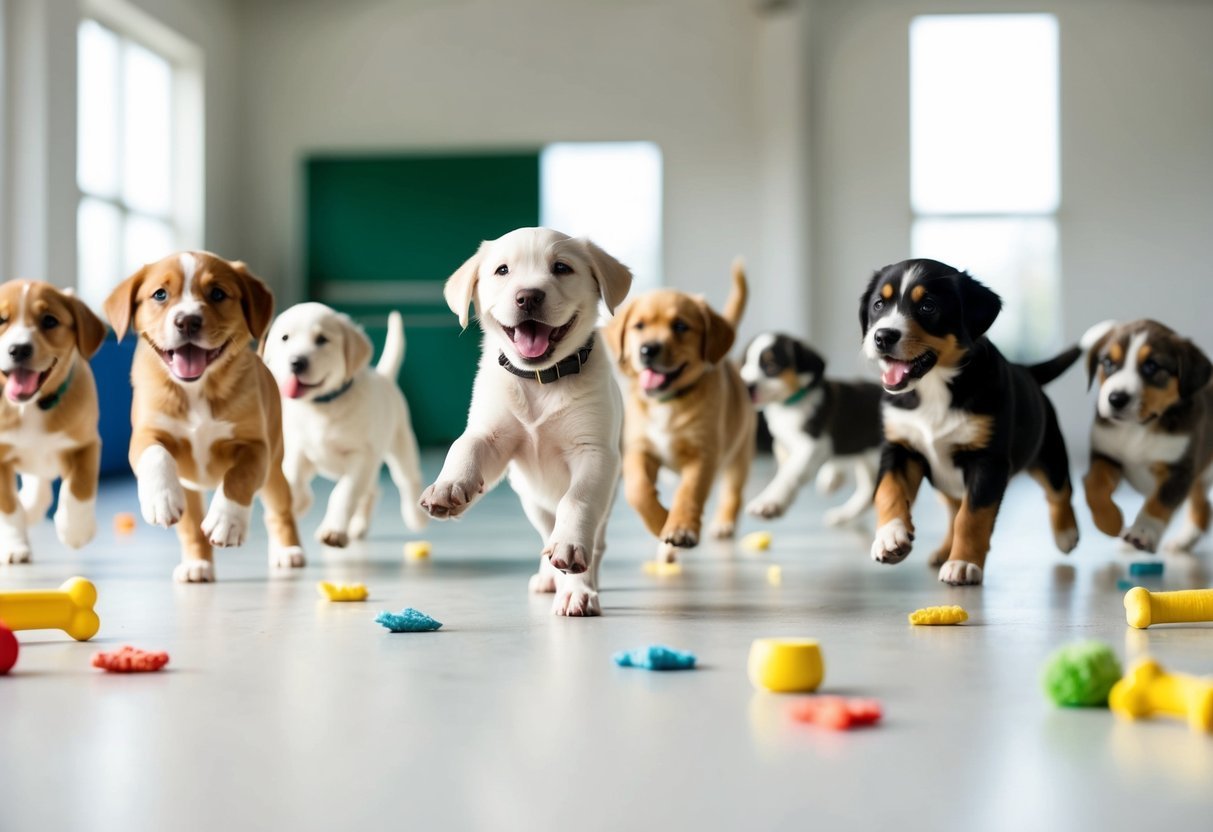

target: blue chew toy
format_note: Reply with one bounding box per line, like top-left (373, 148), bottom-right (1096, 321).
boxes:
top-left (375, 608), bottom-right (442, 633)
top-left (613, 645), bottom-right (696, 671)
top-left (1128, 561), bottom-right (1164, 577)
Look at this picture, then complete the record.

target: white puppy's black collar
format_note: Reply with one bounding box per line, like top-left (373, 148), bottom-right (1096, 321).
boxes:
top-left (498, 338), bottom-right (594, 384)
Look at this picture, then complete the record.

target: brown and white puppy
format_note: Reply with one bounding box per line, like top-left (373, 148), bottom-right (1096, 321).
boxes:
top-left (105, 252), bottom-right (305, 582)
top-left (605, 260), bottom-right (754, 561)
top-left (0, 280), bottom-right (106, 563)
top-left (1084, 319), bottom-right (1213, 553)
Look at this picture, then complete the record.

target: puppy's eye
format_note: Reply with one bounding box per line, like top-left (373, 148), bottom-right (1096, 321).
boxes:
top-left (315, 334), bottom-right (329, 346)
top-left (918, 299), bottom-right (937, 315)
top-left (41, 315), bottom-right (59, 330)
top-left (209, 287), bottom-right (227, 302)
top-left (495, 264), bottom-right (509, 276)
top-left (152, 288), bottom-right (169, 302)
top-left (1101, 356), bottom-right (1116, 372)
top-left (1141, 359), bottom-right (1158, 377)
top-left (671, 319), bottom-right (690, 335)
top-left (633, 321), bottom-right (645, 331)
top-left (552, 261), bottom-right (572, 275)
top-left (0, 317), bottom-right (8, 326)
top-left (281, 333), bottom-right (289, 342)
top-left (872, 298), bottom-right (884, 311)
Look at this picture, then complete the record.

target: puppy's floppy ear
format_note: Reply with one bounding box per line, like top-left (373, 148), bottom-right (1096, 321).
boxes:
top-left (444, 243), bottom-right (486, 330)
top-left (601, 298), bottom-right (633, 368)
top-left (1177, 337), bottom-right (1213, 398)
top-left (790, 338), bottom-right (825, 380)
top-left (1082, 322), bottom-right (1117, 391)
top-left (859, 270), bottom-right (882, 335)
top-left (337, 312), bottom-right (373, 378)
top-left (65, 294), bottom-right (107, 358)
top-left (957, 272), bottom-right (1002, 340)
top-left (698, 299), bottom-right (735, 364)
top-left (230, 260), bottom-right (275, 344)
top-left (103, 267), bottom-right (147, 342)
top-left (581, 238), bottom-right (633, 314)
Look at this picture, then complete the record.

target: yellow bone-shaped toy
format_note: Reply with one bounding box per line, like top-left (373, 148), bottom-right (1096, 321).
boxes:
top-left (0, 577), bottom-right (100, 641)
top-left (1109, 657), bottom-right (1213, 733)
top-left (1123, 586), bottom-right (1213, 629)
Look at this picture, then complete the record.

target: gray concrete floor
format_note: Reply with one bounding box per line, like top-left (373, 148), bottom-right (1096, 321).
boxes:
top-left (2, 452), bottom-right (1212, 832)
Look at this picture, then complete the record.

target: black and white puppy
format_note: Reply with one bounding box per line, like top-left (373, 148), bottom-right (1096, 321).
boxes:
top-left (740, 333), bottom-right (883, 525)
top-left (860, 258), bottom-right (1083, 586)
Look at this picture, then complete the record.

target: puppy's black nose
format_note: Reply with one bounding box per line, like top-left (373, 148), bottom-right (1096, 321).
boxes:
top-left (639, 342), bottom-right (661, 364)
top-left (1108, 390), bottom-right (1131, 410)
top-left (515, 289), bottom-right (546, 314)
top-left (174, 313), bottom-right (202, 337)
top-left (290, 356), bottom-right (309, 374)
top-left (873, 328), bottom-right (901, 352)
top-left (7, 343), bottom-right (32, 362)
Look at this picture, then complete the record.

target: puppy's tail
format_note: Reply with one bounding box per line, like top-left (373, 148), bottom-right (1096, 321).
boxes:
top-left (722, 258), bottom-right (749, 328)
top-left (377, 311), bottom-right (406, 379)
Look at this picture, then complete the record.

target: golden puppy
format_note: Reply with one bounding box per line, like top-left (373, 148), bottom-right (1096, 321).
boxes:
top-left (605, 261), bottom-right (754, 561)
top-left (0, 280), bottom-right (106, 563)
top-left (104, 252), bottom-right (305, 582)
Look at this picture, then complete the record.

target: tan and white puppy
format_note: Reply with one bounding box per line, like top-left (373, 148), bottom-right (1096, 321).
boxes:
top-left (419, 227), bottom-right (632, 616)
top-left (263, 303), bottom-right (428, 546)
top-left (0, 280), bottom-right (106, 563)
top-left (105, 252), bottom-right (305, 582)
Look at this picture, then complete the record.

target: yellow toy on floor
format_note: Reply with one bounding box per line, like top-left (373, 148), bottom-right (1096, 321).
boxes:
top-left (908, 605), bottom-right (968, 625)
top-left (316, 582), bottom-right (369, 602)
top-left (1123, 586), bottom-right (1213, 629)
top-left (741, 531), bottom-right (772, 552)
top-left (748, 638), bottom-right (823, 693)
top-left (642, 560), bottom-right (683, 576)
top-left (1109, 658), bottom-right (1213, 733)
top-left (0, 577), bottom-right (100, 641)
top-left (404, 541), bottom-right (432, 561)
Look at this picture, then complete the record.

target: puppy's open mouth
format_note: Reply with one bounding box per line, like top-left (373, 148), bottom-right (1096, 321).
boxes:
top-left (640, 364), bottom-right (687, 395)
top-left (879, 351), bottom-right (937, 392)
top-left (281, 375), bottom-right (320, 400)
top-left (4, 359), bottom-right (56, 403)
top-left (154, 341), bottom-right (228, 382)
top-left (502, 317), bottom-right (576, 362)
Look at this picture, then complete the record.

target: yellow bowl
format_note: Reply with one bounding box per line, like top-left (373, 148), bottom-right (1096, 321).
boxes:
top-left (748, 637), bottom-right (824, 693)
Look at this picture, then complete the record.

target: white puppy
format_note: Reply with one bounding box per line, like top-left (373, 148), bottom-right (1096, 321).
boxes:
top-left (263, 303), bottom-right (427, 547)
top-left (419, 227), bottom-right (632, 616)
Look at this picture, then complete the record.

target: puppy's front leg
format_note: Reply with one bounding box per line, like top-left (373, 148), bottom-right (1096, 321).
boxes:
top-left (1123, 462), bottom-right (1193, 553)
top-left (202, 439), bottom-right (269, 548)
top-left (939, 460), bottom-right (1009, 586)
top-left (663, 450), bottom-right (719, 548)
top-left (870, 443), bottom-right (925, 564)
top-left (283, 449), bottom-right (316, 519)
top-left (55, 441), bottom-right (100, 549)
top-left (622, 447), bottom-right (667, 536)
top-left (0, 460), bottom-right (31, 563)
top-left (131, 432), bottom-right (186, 527)
top-left (548, 445), bottom-right (618, 617)
top-left (420, 430), bottom-right (515, 520)
top-left (747, 438), bottom-right (828, 519)
top-left (317, 459), bottom-right (379, 548)
top-left (1083, 452), bottom-right (1125, 538)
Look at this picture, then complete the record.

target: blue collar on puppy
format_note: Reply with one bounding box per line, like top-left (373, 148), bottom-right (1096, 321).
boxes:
top-left (313, 378), bottom-right (355, 403)
top-left (36, 367), bottom-right (75, 412)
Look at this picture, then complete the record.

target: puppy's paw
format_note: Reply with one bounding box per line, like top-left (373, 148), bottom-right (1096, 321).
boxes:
top-left (0, 540), bottom-right (31, 564)
top-left (661, 520), bottom-right (700, 548)
top-left (816, 462), bottom-right (845, 496)
top-left (708, 520), bottom-right (736, 539)
top-left (201, 496), bottom-right (251, 548)
top-left (552, 575), bottom-right (601, 617)
top-left (1165, 522), bottom-right (1205, 554)
top-left (1123, 516), bottom-right (1165, 553)
top-left (871, 519), bottom-right (914, 564)
top-left (529, 572), bottom-right (558, 594)
top-left (348, 514), bottom-right (370, 540)
top-left (545, 541), bottom-right (589, 574)
top-left (938, 560), bottom-right (983, 586)
top-left (54, 497), bottom-right (97, 550)
top-left (317, 527), bottom-right (350, 548)
top-left (656, 541), bottom-right (679, 564)
top-left (173, 559), bottom-right (215, 583)
top-left (746, 492), bottom-right (789, 519)
top-left (419, 478), bottom-right (481, 520)
top-left (402, 501), bottom-right (430, 532)
top-left (1054, 525), bottom-right (1080, 555)
top-left (139, 478), bottom-right (185, 527)
top-left (269, 544), bottom-right (306, 569)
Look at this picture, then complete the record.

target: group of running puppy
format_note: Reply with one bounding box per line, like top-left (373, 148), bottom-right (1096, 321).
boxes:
top-left (0, 227), bottom-right (1209, 616)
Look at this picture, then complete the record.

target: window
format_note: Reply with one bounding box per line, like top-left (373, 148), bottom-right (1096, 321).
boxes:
top-left (910, 14), bottom-right (1060, 359)
top-left (541, 142), bottom-right (663, 296)
top-left (77, 17), bottom-right (200, 311)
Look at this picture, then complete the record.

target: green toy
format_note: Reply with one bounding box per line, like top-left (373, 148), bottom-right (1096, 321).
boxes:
top-left (1041, 641), bottom-right (1122, 707)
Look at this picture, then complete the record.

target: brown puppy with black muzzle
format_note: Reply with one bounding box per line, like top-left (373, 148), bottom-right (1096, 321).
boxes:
top-left (1083, 319), bottom-right (1213, 553)
top-left (605, 261), bottom-right (754, 562)
top-left (0, 280), bottom-right (106, 563)
top-left (105, 252), bottom-right (305, 582)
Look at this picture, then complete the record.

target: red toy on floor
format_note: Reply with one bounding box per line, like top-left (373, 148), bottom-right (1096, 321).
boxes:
top-left (92, 646), bottom-right (169, 673)
top-left (791, 696), bottom-right (882, 730)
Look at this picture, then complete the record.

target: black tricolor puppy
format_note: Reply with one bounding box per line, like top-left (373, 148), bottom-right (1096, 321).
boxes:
top-left (1083, 319), bottom-right (1213, 553)
top-left (740, 333), bottom-right (883, 525)
top-left (859, 258), bottom-right (1083, 585)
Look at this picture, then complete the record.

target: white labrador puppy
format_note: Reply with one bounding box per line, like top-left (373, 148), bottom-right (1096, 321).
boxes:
top-left (419, 227), bottom-right (632, 616)
top-left (264, 303), bottom-right (427, 546)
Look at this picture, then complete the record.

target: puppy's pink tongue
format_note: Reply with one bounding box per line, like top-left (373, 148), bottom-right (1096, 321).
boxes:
top-left (640, 369), bottom-right (668, 391)
top-left (513, 321), bottom-right (552, 360)
top-left (281, 375), bottom-right (305, 399)
top-left (170, 345), bottom-right (208, 380)
top-left (882, 360), bottom-right (911, 387)
top-left (5, 368), bottom-right (41, 401)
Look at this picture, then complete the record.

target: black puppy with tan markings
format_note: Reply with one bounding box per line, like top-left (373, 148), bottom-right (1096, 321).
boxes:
top-left (1083, 319), bottom-right (1213, 554)
top-left (860, 258), bottom-right (1084, 586)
